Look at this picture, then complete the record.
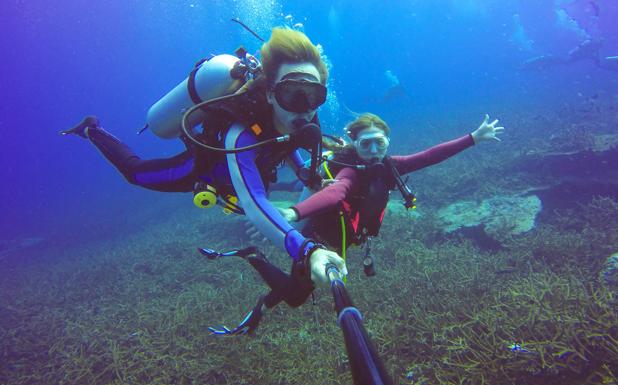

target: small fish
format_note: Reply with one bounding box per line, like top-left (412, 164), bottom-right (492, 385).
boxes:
top-left (507, 342), bottom-right (536, 354)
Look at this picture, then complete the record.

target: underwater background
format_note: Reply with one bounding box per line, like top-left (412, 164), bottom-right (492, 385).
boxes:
top-left (1, 0), bottom-right (618, 384)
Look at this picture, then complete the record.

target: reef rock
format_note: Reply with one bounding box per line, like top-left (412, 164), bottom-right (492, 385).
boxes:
top-left (518, 133), bottom-right (618, 211)
top-left (437, 194), bottom-right (542, 240)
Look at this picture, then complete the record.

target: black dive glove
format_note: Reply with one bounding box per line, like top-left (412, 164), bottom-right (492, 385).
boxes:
top-left (208, 296), bottom-right (265, 336)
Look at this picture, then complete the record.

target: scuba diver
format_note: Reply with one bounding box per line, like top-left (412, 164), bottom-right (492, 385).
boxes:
top-left (281, 112), bottom-right (503, 240)
top-left (62, 27), bottom-right (347, 287)
top-left (521, 39), bottom-right (617, 72)
top-left (205, 112), bottom-right (504, 335)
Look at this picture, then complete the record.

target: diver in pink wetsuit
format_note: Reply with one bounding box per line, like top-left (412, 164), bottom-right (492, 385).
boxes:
top-left (279, 113), bottom-right (503, 254)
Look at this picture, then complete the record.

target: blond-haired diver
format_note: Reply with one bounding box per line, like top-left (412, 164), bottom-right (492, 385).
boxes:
top-left (63, 27), bottom-right (348, 307)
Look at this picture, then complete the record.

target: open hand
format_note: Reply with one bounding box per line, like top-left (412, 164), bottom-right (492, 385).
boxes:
top-left (471, 114), bottom-right (504, 143)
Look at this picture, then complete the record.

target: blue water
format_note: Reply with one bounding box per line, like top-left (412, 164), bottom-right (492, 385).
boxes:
top-left (2, 0), bottom-right (617, 240)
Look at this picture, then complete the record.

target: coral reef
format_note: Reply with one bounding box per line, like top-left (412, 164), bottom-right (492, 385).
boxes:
top-left (436, 194), bottom-right (542, 240)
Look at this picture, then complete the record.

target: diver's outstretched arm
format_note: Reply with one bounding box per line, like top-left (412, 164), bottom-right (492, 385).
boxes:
top-left (392, 114), bottom-right (503, 176)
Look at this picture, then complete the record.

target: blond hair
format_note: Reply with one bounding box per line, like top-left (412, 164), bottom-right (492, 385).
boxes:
top-left (260, 28), bottom-right (328, 86)
top-left (345, 113), bottom-right (391, 140)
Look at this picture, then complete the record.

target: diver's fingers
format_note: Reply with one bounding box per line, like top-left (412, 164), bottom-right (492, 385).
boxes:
top-left (483, 114), bottom-right (489, 124)
top-left (249, 227), bottom-right (267, 243)
top-left (492, 136), bottom-right (502, 142)
top-left (247, 230), bottom-right (262, 241)
top-left (494, 127), bottom-right (505, 132)
top-left (490, 119), bottom-right (499, 126)
top-left (250, 233), bottom-right (267, 243)
top-left (246, 227), bottom-right (258, 236)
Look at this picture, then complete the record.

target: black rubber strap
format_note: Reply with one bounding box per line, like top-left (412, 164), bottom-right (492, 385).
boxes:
top-left (187, 64), bottom-right (203, 105)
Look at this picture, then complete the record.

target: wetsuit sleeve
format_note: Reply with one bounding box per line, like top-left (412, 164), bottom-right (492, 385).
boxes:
top-left (87, 126), bottom-right (197, 192)
top-left (392, 134), bottom-right (474, 175)
top-left (292, 167), bottom-right (358, 220)
top-left (225, 123), bottom-right (318, 261)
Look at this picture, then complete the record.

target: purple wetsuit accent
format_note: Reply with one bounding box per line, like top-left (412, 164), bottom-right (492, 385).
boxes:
top-left (225, 124), bottom-right (315, 261)
top-left (133, 157), bottom-right (195, 186)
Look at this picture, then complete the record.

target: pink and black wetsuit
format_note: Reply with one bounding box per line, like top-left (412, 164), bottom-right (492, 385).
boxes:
top-left (293, 134), bottom-right (475, 250)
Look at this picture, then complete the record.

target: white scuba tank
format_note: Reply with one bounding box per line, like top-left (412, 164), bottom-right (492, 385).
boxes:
top-left (146, 54), bottom-right (245, 139)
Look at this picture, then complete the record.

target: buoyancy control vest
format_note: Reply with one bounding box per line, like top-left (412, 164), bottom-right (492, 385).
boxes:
top-left (311, 148), bottom-right (397, 247)
top-left (187, 82), bottom-right (305, 213)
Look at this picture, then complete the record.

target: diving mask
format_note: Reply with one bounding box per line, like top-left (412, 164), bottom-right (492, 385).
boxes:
top-left (273, 79), bottom-right (327, 113)
top-left (354, 132), bottom-right (390, 163)
top-left (354, 132), bottom-right (390, 151)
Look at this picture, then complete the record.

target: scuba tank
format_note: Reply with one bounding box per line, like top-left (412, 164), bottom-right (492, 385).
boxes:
top-left (145, 52), bottom-right (254, 139)
top-left (143, 47), bottom-right (261, 213)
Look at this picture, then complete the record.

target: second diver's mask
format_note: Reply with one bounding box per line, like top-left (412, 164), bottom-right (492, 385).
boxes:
top-left (273, 79), bottom-right (327, 113)
top-left (354, 131), bottom-right (390, 163)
